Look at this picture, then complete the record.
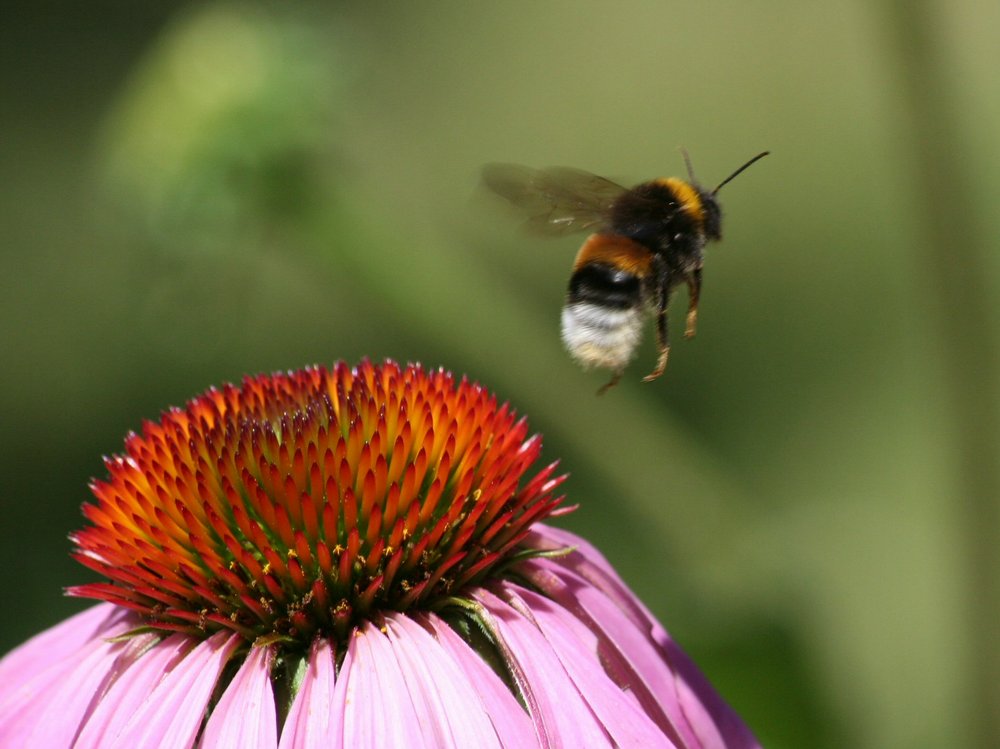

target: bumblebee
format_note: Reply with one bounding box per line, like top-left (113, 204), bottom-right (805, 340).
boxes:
top-left (483, 151), bottom-right (769, 393)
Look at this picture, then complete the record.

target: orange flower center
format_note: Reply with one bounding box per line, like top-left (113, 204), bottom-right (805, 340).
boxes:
top-left (69, 360), bottom-right (564, 647)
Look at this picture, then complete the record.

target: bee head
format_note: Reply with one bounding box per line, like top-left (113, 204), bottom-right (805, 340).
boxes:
top-left (700, 190), bottom-right (723, 241)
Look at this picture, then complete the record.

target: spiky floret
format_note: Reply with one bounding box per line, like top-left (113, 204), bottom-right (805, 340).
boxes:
top-left (69, 360), bottom-right (564, 647)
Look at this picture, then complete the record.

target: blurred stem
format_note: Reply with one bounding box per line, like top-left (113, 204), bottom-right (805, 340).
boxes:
top-left (881, 2), bottom-right (1000, 748)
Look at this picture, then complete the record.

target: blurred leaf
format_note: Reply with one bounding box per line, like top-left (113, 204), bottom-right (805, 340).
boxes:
top-left (99, 2), bottom-right (346, 255)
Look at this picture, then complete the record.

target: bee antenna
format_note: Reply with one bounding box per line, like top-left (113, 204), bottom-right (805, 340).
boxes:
top-left (712, 151), bottom-right (770, 195)
top-left (679, 147), bottom-right (697, 183)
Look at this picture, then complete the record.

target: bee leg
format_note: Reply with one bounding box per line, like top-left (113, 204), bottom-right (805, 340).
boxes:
top-left (684, 268), bottom-right (702, 340)
top-left (642, 307), bottom-right (670, 383)
top-left (596, 370), bottom-right (624, 396)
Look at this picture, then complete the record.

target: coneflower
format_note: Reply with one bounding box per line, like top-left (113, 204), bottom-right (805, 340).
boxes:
top-left (0, 359), bottom-right (759, 748)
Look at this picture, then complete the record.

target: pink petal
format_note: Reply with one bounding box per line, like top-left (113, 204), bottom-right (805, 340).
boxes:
top-left (525, 525), bottom-right (760, 749)
top-left (105, 630), bottom-right (240, 749)
top-left (340, 621), bottom-right (427, 748)
top-left (0, 603), bottom-right (128, 684)
top-left (200, 645), bottom-right (278, 749)
top-left (422, 613), bottom-right (538, 748)
top-left (472, 587), bottom-right (617, 747)
top-left (497, 582), bottom-right (678, 748)
top-left (0, 607), bottom-right (141, 747)
top-left (660, 639), bottom-right (761, 749)
top-left (526, 524), bottom-right (652, 625)
top-left (278, 637), bottom-right (340, 749)
top-left (384, 612), bottom-right (509, 748)
top-left (74, 634), bottom-right (190, 749)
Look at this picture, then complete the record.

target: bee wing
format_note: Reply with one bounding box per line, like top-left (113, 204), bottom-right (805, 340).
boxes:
top-left (482, 164), bottom-right (627, 237)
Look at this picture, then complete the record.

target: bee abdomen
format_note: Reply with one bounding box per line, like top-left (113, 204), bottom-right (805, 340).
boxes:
top-left (560, 234), bottom-right (650, 372)
top-left (561, 301), bottom-right (643, 371)
top-left (567, 263), bottom-right (641, 308)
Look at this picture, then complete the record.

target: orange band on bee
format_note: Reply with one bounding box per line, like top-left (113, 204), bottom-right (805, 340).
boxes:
top-left (573, 234), bottom-right (654, 277)
top-left (656, 178), bottom-right (706, 227)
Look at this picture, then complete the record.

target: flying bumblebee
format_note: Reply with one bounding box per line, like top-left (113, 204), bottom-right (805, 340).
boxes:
top-left (483, 151), bottom-right (769, 393)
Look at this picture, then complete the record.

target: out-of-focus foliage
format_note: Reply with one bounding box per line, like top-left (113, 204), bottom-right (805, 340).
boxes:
top-left (2, 2), bottom-right (998, 748)
top-left (101, 4), bottom-right (343, 252)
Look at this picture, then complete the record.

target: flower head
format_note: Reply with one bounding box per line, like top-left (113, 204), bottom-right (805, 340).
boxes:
top-left (68, 359), bottom-right (560, 646)
top-left (0, 360), bottom-right (759, 748)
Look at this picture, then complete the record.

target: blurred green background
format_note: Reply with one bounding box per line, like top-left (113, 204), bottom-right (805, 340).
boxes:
top-left (2, 2), bottom-right (998, 747)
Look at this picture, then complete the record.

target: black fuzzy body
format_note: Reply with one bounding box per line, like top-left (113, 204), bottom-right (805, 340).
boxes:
top-left (608, 180), bottom-right (718, 280)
